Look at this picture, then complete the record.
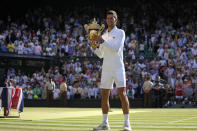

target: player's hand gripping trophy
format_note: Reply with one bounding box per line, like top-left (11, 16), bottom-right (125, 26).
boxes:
top-left (84, 18), bottom-right (105, 50)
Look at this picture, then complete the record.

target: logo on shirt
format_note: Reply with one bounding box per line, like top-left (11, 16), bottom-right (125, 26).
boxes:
top-left (113, 36), bottom-right (115, 39)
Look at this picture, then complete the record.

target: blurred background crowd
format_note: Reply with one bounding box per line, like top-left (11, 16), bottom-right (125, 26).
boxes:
top-left (1, 0), bottom-right (197, 107)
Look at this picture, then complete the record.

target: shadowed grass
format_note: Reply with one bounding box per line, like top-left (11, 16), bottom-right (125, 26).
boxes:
top-left (0, 108), bottom-right (197, 131)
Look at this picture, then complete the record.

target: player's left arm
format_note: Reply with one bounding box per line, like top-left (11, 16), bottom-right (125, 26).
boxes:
top-left (92, 30), bottom-right (125, 52)
top-left (102, 30), bottom-right (125, 52)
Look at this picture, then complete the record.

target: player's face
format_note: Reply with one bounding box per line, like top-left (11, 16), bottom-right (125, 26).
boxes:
top-left (106, 14), bottom-right (117, 27)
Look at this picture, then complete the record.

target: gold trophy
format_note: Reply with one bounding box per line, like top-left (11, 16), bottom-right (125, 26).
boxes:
top-left (84, 18), bottom-right (105, 49)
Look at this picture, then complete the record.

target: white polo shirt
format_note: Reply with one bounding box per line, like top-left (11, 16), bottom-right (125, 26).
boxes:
top-left (94, 26), bottom-right (125, 72)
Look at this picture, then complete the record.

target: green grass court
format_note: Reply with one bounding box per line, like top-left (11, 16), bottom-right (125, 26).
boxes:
top-left (0, 108), bottom-right (197, 131)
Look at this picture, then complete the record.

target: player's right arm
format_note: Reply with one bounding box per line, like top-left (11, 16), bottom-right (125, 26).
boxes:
top-left (94, 44), bottom-right (104, 58)
top-left (90, 40), bottom-right (104, 59)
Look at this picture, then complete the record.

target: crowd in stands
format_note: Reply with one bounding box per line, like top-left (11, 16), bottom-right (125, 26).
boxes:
top-left (5, 59), bottom-right (103, 100)
top-left (1, 0), bottom-right (197, 106)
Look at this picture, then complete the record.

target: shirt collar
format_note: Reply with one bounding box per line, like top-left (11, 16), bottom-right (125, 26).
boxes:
top-left (107, 26), bottom-right (117, 34)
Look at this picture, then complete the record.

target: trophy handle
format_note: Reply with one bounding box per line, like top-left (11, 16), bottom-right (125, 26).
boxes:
top-left (87, 33), bottom-right (91, 40)
top-left (84, 24), bottom-right (90, 39)
top-left (98, 24), bottom-right (105, 36)
top-left (84, 24), bottom-right (89, 33)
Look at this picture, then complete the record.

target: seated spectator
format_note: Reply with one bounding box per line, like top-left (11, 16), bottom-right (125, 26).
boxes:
top-left (194, 86), bottom-right (197, 104)
top-left (72, 82), bottom-right (82, 99)
top-left (128, 49), bottom-right (136, 60)
top-left (41, 82), bottom-right (47, 100)
top-left (27, 44), bottom-right (33, 54)
top-left (7, 41), bottom-right (15, 52)
top-left (46, 78), bottom-right (56, 103)
top-left (34, 42), bottom-right (42, 55)
top-left (27, 88), bottom-right (33, 99)
top-left (127, 86), bottom-right (135, 99)
top-left (18, 81), bottom-right (25, 89)
top-left (75, 64), bottom-right (82, 74)
top-left (88, 86), bottom-right (95, 99)
top-left (183, 81), bottom-right (193, 104)
top-left (93, 85), bottom-right (100, 99)
top-left (132, 79), bottom-right (139, 97)
top-left (37, 85), bottom-right (42, 99)
top-left (81, 85), bottom-right (88, 99)
top-left (131, 38), bottom-right (138, 52)
top-left (17, 41), bottom-right (24, 54)
top-left (139, 43), bottom-right (145, 54)
top-left (111, 86), bottom-right (118, 99)
top-left (23, 87), bottom-right (28, 99)
top-left (60, 79), bottom-right (67, 104)
top-left (54, 87), bottom-right (60, 100)
top-left (168, 73), bottom-right (176, 89)
top-left (48, 50), bottom-right (56, 56)
top-left (0, 43), bottom-right (7, 52)
top-left (23, 43), bottom-right (28, 55)
top-left (45, 44), bottom-right (52, 56)
top-left (67, 84), bottom-right (73, 100)
top-left (165, 85), bottom-right (175, 106)
top-left (175, 83), bottom-right (184, 104)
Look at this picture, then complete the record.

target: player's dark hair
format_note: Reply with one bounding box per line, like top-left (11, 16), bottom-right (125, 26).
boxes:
top-left (106, 10), bottom-right (118, 19)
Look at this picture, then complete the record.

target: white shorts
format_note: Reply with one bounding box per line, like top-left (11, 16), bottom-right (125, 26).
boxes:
top-left (100, 69), bottom-right (126, 89)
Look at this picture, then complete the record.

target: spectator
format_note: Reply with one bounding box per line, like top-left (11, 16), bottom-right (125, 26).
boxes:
top-left (34, 43), bottom-right (42, 55)
top-left (143, 75), bottom-right (154, 108)
top-left (60, 79), bottom-right (67, 105)
top-left (127, 86), bottom-right (135, 100)
top-left (7, 41), bottom-right (15, 53)
top-left (81, 85), bottom-right (88, 99)
top-left (27, 88), bottom-right (33, 100)
top-left (175, 80), bottom-right (184, 104)
top-left (165, 85), bottom-right (175, 106)
top-left (88, 86), bottom-right (95, 99)
top-left (183, 80), bottom-right (193, 104)
top-left (54, 87), bottom-right (60, 100)
top-left (194, 86), bottom-right (197, 104)
top-left (67, 84), bottom-right (73, 100)
top-left (73, 82), bottom-right (81, 99)
top-left (46, 78), bottom-right (56, 104)
top-left (0, 43), bottom-right (7, 52)
top-left (17, 42), bottom-right (24, 54)
top-left (111, 86), bottom-right (118, 99)
top-left (41, 81), bottom-right (47, 100)
top-left (34, 85), bottom-right (42, 99)
top-left (23, 87), bottom-right (28, 99)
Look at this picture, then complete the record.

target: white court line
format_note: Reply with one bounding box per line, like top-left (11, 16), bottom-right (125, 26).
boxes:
top-left (0, 125), bottom-right (90, 131)
top-left (37, 120), bottom-right (197, 125)
top-left (0, 123), bottom-right (197, 129)
top-left (0, 125), bottom-right (124, 131)
top-left (0, 121), bottom-right (121, 127)
top-left (0, 121), bottom-right (197, 128)
top-left (169, 117), bottom-right (197, 124)
top-left (38, 119), bottom-right (187, 122)
top-left (133, 126), bottom-right (197, 129)
top-left (38, 120), bottom-right (165, 124)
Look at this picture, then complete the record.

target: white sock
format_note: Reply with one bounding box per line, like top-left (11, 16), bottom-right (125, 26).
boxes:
top-left (124, 114), bottom-right (130, 124)
top-left (103, 114), bottom-right (108, 123)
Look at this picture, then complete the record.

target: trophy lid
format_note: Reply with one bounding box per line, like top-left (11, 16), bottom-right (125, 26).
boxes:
top-left (88, 18), bottom-right (102, 30)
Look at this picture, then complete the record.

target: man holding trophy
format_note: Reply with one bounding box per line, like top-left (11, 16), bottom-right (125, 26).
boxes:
top-left (84, 10), bottom-right (131, 131)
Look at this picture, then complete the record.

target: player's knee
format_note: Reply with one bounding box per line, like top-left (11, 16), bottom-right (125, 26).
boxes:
top-left (118, 90), bottom-right (127, 98)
